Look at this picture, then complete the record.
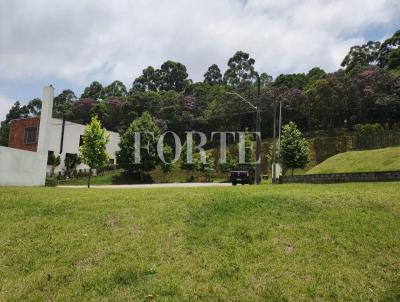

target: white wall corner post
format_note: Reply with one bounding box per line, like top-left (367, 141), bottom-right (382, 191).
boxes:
top-left (37, 85), bottom-right (54, 184)
top-left (37, 85), bottom-right (54, 154)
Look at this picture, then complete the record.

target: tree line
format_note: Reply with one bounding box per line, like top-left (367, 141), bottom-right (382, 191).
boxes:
top-left (1, 29), bottom-right (399, 147)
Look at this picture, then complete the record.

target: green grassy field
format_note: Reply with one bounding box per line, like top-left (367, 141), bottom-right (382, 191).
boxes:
top-left (307, 146), bottom-right (400, 174)
top-left (1, 183), bottom-right (399, 301)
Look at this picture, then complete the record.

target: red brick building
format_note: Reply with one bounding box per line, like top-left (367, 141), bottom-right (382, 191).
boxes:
top-left (7, 115), bottom-right (120, 175)
top-left (8, 117), bottom-right (40, 152)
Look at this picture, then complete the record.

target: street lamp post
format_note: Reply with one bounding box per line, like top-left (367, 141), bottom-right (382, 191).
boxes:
top-left (226, 76), bottom-right (261, 184)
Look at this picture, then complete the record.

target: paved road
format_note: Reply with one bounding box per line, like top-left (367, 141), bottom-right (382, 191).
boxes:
top-left (60, 182), bottom-right (232, 189)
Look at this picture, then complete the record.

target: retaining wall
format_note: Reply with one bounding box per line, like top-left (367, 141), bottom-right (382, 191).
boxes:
top-left (279, 171), bottom-right (400, 184)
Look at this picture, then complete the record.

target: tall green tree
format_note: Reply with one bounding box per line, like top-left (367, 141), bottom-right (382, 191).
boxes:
top-left (378, 29), bottom-right (400, 70)
top-left (259, 72), bottom-right (273, 87)
top-left (305, 67), bottom-right (326, 88)
top-left (157, 60), bottom-right (190, 92)
top-left (102, 99), bottom-right (125, 131)
top-left (79, 116), bottom-right (110, 188)
top-left (305, 75), bottom-right (348, 130)
top-left (81, 81), bottom-right (103, 100)
top-left (27, 98), bottom-right (42, 116)
top-left (117, 112), bottom-right (161, 181)
top-left (53, 89), bottom-right (76, 118)
top-left (203, 64), bottom-right (223, 85)
top-left (341, 41), bottom-right (381, 72)
top-left (103, 80), bottom-right (128, 98)
top-left (280, 122), bottom-right (310, 175)
top-left (131, 66), bottom-right (160, 92)
top-left (224, 51), bottom-right (256, 87)
top-left (90, 102), bottom-right (110, 126)
top-left (274, 73), bottom-right (307, 89)
top-left (70, 98), bottom-right (96, 124)
top-left (350, 66), bottom-right (400, 125)
top-left (0, 101), bottom-right (29, 146)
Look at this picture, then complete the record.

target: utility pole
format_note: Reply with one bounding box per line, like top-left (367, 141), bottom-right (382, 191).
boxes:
top-left (277, 100), bottom-right (282, 163)
top-left (255, 76), bottom-right (261, 184)
top-left (272, 99), bottom-right (277, 182)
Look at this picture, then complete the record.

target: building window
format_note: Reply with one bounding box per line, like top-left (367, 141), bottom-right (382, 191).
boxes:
top-left (24, 127), bottom-right (38, 144)
top-left (47, 151), bottom-right (55, 165)
top-left (65, 153), bottom-right (79, 163)
top-left (65, 153), bottom-right (80, 173)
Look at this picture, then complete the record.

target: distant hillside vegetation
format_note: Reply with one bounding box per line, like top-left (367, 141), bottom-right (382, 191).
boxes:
top-left (307, 147), bottom-right (400, 174)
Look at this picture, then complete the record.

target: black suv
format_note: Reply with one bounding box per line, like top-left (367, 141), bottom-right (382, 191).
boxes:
top-left (229, 166), bottom-right (255, 185)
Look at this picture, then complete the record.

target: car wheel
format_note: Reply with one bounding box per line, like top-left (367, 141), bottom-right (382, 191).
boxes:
top-left (232, 182), bottom-right (237, 186)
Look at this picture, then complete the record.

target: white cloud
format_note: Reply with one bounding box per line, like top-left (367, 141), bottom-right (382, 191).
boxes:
top-left (0, 0), bottom-right (399, 89)
top-left (0, 95), bottom-right (16, 122)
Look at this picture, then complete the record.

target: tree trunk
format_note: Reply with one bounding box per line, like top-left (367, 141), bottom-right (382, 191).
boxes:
top-left (88, 168), bottom-right (92, 188)
top-left (291, 168), bottom-right (294, 176)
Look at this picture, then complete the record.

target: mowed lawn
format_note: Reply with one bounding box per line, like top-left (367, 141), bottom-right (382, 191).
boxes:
top-left (0, 183), bottom-right (399, 301)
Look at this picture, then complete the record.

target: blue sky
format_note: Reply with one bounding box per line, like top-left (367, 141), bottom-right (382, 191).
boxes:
top-left (0, 0), bottom-right (399, 121)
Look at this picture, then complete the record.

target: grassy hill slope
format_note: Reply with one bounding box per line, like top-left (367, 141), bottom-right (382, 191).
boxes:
top-left (307, 146), bottom-right (400, 174)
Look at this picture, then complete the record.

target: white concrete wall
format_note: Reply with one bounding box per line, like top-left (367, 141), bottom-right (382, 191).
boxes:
top-left (0, 147), bottom-right (47, 186)
top-left (47, 119), bottom-right (120, 174)
top-left (0, 86), bottom-right (54, 186)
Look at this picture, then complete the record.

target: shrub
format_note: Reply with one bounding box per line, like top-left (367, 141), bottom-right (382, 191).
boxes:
top-left (64, 154), bottom-right (81, 177)
top-left (97, 164), bottom-right (118, 175)
top-left (45, 176), bottom-right (58, 187)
